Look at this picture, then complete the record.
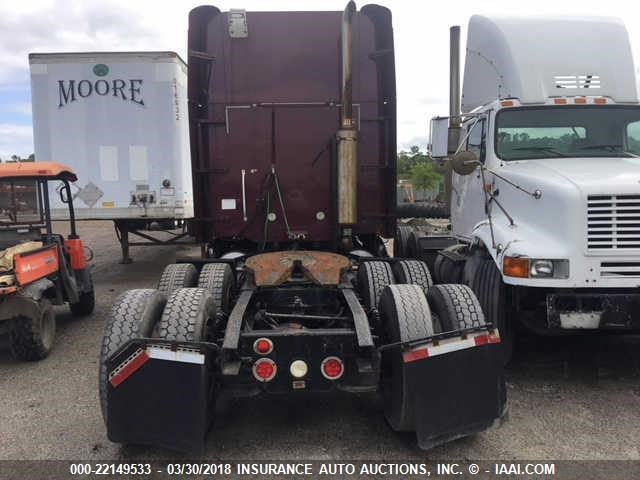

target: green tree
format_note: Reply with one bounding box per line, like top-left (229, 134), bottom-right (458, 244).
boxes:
top-left (410, 161), bottom-right (442, 197)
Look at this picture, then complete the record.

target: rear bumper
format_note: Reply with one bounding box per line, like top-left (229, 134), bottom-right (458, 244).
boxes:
top-left (104, 328), bottom-right (506, 452)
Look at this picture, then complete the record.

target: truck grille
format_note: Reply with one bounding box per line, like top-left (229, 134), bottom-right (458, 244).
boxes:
top-left (587, 194), bottom-right (640, 250)
top-left (600, 261), bottom-right (640, 277)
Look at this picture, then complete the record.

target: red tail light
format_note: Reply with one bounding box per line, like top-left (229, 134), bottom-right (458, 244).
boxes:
top-left (253, 358), bottom-right (276, 382)
top-left (253, 338), bottom-right (273, 355)
top-left (321, 356), bottom-right (344, 380)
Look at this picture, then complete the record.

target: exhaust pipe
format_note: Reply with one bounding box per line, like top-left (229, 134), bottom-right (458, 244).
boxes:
top-left (337, 0), bottom-right (358, 229)
top-left (444, 25), bottom-right (462, 216)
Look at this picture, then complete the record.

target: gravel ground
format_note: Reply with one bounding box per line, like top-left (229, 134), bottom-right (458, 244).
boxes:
top-left (1, 220), bottom-right (639, 461)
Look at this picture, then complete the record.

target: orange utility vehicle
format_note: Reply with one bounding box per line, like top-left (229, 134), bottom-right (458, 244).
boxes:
top-left (0, 162), bottom-right (94, 360)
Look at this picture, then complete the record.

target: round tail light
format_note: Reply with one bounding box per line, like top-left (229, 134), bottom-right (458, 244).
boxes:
top-left (253, 338), bottom-right (273, 355)
top-left (321, 356), bottom-right (344, 380)
top-left (253, 358), bottom-right (277, 382)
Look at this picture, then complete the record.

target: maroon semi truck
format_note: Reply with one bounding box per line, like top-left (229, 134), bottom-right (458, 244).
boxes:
top-left (98, 2), bottom-right (506, 452)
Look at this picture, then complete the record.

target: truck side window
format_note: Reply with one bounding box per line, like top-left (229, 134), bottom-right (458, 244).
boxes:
top-left (466, 119), bottom-right (486, 163)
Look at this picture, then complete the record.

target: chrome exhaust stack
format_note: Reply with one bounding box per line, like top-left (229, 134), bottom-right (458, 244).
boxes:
top-left (444, 25), bottom-right (462, 215)
top-left (337, 1), bottom-right (358, 233)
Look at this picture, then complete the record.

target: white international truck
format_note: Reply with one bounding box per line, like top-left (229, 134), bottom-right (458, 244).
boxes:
top-left (428, 16), bottom-right (640, 361)
top-left (29, 52), bottom-right (193, 261)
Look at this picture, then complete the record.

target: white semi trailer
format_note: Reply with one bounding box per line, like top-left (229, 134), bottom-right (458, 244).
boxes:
top-left (429, 16), bottom-right (640, 362)
top-left (29, 52), bottom-right (193, 262)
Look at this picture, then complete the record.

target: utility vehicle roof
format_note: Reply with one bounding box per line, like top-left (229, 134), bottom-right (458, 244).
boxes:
top-left (0, 162), bottom-right (77, 181)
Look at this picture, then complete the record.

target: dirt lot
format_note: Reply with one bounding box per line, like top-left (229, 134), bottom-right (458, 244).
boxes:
top-left (1, 220), bottom-right (639, 461)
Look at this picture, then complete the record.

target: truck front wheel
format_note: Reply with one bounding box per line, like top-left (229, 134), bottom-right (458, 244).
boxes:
top-left (466, 257), bottom-right (513, 364)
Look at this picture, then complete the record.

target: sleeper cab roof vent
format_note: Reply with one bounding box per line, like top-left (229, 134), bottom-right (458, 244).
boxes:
top-left (554, 75), bottom-right (601, 89)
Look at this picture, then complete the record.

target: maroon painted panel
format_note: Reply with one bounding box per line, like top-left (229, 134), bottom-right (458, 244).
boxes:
top-left (188, 5), bottom-right (396, 244)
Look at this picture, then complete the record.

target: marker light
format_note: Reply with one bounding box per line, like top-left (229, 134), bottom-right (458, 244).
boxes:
top-left (321, 356), bottom-right (344, 380)
top-left (503, 257), bottom-right (530, 278)
top-left (254, 338), bottom-right (273, 355)
top-left (289, 360), bottom-right (309, 378)
top-left (253, 358), bottom-right (277, 382)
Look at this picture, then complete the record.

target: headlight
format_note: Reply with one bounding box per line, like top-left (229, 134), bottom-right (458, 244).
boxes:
top-left (503, 257), bottom-right (569, 279)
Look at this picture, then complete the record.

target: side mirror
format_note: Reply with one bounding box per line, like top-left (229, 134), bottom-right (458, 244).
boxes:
top-left (451, 151), bottom-right (478, 175)
top-left (428, 117), bottom-right (449, 158)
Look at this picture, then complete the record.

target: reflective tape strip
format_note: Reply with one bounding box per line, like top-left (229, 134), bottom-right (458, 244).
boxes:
top-left (403, 331), bottom-right (501, 364)
top-left (146, 347), bottom-right (205, 365)
top-left (109, 349), bottom-right (150, 387)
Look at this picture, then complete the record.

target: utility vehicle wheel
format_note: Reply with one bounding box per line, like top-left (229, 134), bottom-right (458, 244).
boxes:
top-left (393, 259), bottom-right (433, 294)
top-left (433, 252), bottom-right (463, 284)
top-left (468, 257), bottom-right (513, 364)
top-left (379, 284), bottom-right (434, 432)
top-left (70, 289), bottom-right (95, 317)
top-left (10, 298), bottom-right (55, 361)
top-left (99, 289), bottom-right (166, 422)
top-left (426, 284), bottom-right (485, 333)
top-left (197, 263), bottom-right (235, 314)
top-left (154, 288), bottom-right (215, 342)
top-left (157, 263), bottom-right (198, 295)
top-left (357, 261), bottom-right (394, 312)
top-left (395, 225), bottom-right (412, 258)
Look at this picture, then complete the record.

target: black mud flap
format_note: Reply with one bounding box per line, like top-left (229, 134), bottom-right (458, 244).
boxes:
top-left (106, 340), bottom-right (215, 452)
top-left (403, 331), bottom-right (506, 449)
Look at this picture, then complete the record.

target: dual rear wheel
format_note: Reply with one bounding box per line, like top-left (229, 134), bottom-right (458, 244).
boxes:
top-left (358, 259), bottom-right (487, 433)
top-left (99, 262), bottom-right (235, 423)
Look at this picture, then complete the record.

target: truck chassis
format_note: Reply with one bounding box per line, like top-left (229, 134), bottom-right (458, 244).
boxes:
top-left (100, 252), bottom-right (506, 452)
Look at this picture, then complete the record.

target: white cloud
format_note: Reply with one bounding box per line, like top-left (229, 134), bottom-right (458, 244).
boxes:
top-left (0, 124), bottom-right (33, 159)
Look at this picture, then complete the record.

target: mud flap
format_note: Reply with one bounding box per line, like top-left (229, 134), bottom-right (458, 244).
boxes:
top-left (402, 332), bottom-right (506, 449)
top-left (106, 341), bottom-right (215, 452)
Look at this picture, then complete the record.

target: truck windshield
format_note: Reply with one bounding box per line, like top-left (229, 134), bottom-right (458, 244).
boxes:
top-left (495, 105), bottom-right (640, 160)
top-left (0, 179), bottom-right (43, 227)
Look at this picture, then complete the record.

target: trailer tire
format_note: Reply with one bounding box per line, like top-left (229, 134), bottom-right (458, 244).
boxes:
top-left (10, 298), bottom-right (56, 361)
top-left (379, 284), bottom-right (434, 432)
top-left (426, 284), bottom-right (485, 333)
top-left (99, 289), bottom-right (166, 422)
top-left (395, 225), bottom-right (412, 258)
top-left (468, 257), bottom-right (513, 364)
top-left (197, 263), bottom-right (235, 314)
top-left (157, 263), bottom-right (198, 295)
top-left (357, 261), bottom-right (395, 313)
top-left (70, 289), bottom-right (95, 317)
top-left (154, 288), bottom-right (215, 342)
top-left (407, 230), bottom-right (424, 259)
top-left (393, 259), bottom-right (433, 294)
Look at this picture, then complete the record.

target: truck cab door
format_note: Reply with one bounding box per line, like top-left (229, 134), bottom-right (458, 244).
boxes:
top-left (451, 117), bottom-right (487, 236)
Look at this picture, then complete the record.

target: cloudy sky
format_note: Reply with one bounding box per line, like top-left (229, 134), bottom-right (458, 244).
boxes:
top-left (1, 0), bottom-right (639, 159)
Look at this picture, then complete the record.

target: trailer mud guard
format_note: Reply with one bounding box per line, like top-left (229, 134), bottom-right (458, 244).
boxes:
top-left (403, 333), bottom-right (506, 449)
top-left (106, 340), bottom-right (215, 452)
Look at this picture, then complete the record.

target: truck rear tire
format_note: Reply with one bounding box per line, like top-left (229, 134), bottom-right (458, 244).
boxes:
top-left (157, 263), bottom-right (198, 295)
top-left (379, 284), bottom-right (434, 432)
top-left (197, 263), bottom-right (235, 314)
top-left (393, 259), bottom-right (433, 294)
top-left (468, 257), bottom-right (513, 364)
top-left (395, 225), bottom-right (412, 258)
top-left (357, 261), bottom-right (395, 312)
top-left (10, 298), bottom-right (55, 361)
top-left (153, 288), bottom-right (215, 342)
top-left (426, 284), bottom-right (485, 332)
top-left (99, 289), bottom-right (166, 422)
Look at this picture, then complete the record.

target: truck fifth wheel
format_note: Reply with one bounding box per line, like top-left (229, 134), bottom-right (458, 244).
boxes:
top-left (99, 3), bottom-right (506, 452)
